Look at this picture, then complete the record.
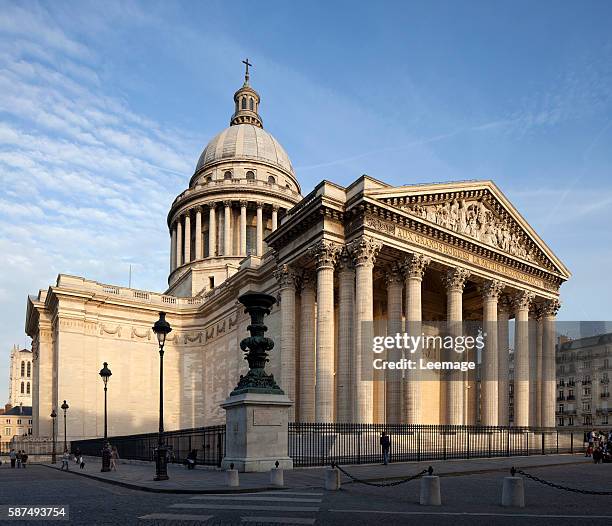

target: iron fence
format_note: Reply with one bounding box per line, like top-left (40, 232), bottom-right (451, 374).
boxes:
top-left (288, 423), bottom-right (585, 467)
top-left (71, 425), bottom-right (225, 467)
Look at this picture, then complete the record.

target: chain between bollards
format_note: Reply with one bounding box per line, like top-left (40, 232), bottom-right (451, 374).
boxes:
top-left (331, 462), bottom-right (430, 488)
top-left (511, 467), bottom-right (612, 495)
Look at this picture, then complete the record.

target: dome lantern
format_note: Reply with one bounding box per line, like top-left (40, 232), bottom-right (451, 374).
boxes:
top-left (231, 58), bottom-right (263, 128)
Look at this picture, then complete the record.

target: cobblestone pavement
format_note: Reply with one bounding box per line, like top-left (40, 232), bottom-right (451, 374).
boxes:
top-left (1, 460), bottom-right (611, 525)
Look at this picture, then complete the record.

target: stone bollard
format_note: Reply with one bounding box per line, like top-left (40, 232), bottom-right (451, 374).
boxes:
top-left (324, 466), bottom-right (341, 491)
top-left (270, 461), bottom-right (284, 487)
top-left (501, 468), bottom-right (525, 507)
top-left (419, 467), bottom-right (441, 506)
top-left (225, 463), bottom-right (239, 487)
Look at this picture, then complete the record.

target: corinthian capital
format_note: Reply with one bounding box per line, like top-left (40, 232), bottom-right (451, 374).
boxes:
top-left (337, 246), bottom-right (354, 273)
top-left (541, 298), bottom-right (561, 317)
top-left (481, 279), bottom-right (505, 301)
top-left (444, 267), bottom-right (471, 292)
top-left (401, 253), bottom-right (430, 280)
top-left (348, 236), bottom-right (382, 267)
top-left (309, 240), bottom-right (340, 270)
top-left (512, 290), bottom-right (535, 311)
top-left (274, 264), bottom-right (300, 290)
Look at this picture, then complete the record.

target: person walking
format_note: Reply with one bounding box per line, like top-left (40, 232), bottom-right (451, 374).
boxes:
top-left (61, 449), bottom-right (70, 471)
top-left (380, 431), bottom-right (391, 465)
top-left (9, 449), bottom-right (16, 468)
top-left (74, 447), bottom-right (81, 465)
top-left (110, 446), bottom-right (119, 471)
top-left (21, 451), bottom-right (28, 469)
top-left (16, 450), bottom-right (22, 469)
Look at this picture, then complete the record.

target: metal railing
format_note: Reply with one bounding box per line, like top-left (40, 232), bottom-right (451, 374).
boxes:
top-left (70, 425), bottom-right (225, 467)
top-left (288, 423), bottom-right (583, 467)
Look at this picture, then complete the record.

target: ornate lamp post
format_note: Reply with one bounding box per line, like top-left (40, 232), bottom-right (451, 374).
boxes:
top-left (99, 362), bottom-right (112, 472)
top-left (61, 400), bottom-right (69, 452)
top-left (230, 292), bottom-right (283, 396)
top-left (152, 312), bottom-right (172, 481)
top-left (50, 409), bottom-right (57, 463)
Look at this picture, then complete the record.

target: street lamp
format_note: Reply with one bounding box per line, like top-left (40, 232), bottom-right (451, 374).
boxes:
top-left (50, 409), bottom-right (57, 463)
top-left (61, 400), bottom-right (69, 452)
top-left (152, 312), bottom-right (172, 481)
top-left (99, 362), bottom-right (112, 472)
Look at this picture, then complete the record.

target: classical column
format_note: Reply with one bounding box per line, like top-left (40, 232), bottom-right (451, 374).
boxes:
top-left (176, 216), bottom-right (183, 268)
top-left (311, 241), bottom-right (338, 422)
top-left (240, 200), bottom-right (248, 256)
top-left (385, 265), bottom-right (403, 425)
top-left (208, 203), bottom-right (217, 257)
top-left (272, 205), bottom-right (279, 231)
top-left (184, 211), bottom-right (191, 263)
top-left (350, 237), bottom-right (382, 423)
top-left (481, 280), bottom-right (504, 426)
top-left (401, 254), bottom-right (430, 424)
top-left (256, 202), bottom-right (264, 256)
top-left (535, 309), bottom-right (544, 427)
top-left (298, 271), bottom-right (317, 422)
top-left (223, 200), bottom-right (232, 256)
top-left (541, 299), bottom-right (561, 427)
top-left (195, 207), bottom-right (203, 260)
top-left (170, 223), bottom-right (177, 272)
top-left (443, 267), bottom-right (470, 425)
top-left (528, 308), bottom-right (538, 427)
top-left (497, 296), bottom-right (511, 426)
top-left (512, 290), bottom-right (534, 427)
top-left (336, 248), bottom-right (355, 422)
top-left (274, 264), bottom-right (298, 420)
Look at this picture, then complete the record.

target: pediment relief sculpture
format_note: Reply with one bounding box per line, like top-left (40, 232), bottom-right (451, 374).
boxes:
top-left (401, 198), bottom-right (542, 265)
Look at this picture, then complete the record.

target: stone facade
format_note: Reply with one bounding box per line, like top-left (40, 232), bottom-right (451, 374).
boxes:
top-left (25, 72), bottom-right (571, 441)
top-left (9, 345), bottom-right (32, 408)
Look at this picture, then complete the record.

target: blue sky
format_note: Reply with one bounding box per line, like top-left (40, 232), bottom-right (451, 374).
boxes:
top-left (1, 0), bottom-right (612, 400)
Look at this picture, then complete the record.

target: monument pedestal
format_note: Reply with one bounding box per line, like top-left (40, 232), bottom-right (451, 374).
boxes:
top-left (221, 392), bottom-right (293, 472)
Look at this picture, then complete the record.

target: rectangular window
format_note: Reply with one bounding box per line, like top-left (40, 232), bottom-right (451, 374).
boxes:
top-left (209, 276), bottom-right (214, 289)
top-left (4, 428), bottom-right (10, 436)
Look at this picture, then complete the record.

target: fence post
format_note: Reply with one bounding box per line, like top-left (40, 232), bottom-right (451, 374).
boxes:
top-left (443, 431), bottom-right (447, 461)
top-left (570, 432), bottom-right (574, 454)
top-left (467, 429), bottom-right (470, 459)
top-left (217, 432), bottom-right (222, 468)
top-left (541, 432), bottom-right (545, 455)
top-left (506, 427), bottom-right (510, 457)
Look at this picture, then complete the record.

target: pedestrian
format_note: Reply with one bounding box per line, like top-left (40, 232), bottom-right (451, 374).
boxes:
top-left (21, 451), bottom-right (28, 469)
top-left (185, 449), bottom-right (197, 470)
top-left (110, 445), bottom-right (119, 471)
top-left (9, 448), bottom-right (16, 469)
top-left (380, 431), bottom-right (391, 465)
top-left (74, 447), bottom-right (81, 465)
top-left (78, 455), bottom-right (85, 469)
top-left (16, 450), bottom-right (22, 469)
top-left (61, 449), bottom-right (70, 471)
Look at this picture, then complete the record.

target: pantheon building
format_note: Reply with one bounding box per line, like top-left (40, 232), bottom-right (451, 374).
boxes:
top-left (26, 70), bottom-right (570, 441)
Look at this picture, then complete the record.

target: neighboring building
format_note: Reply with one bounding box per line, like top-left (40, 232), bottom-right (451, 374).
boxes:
top-left (1, 404), bottom-right (32, 453)
top-left (25, 68), bottom-right (570, 441)
top-left (556, 333), bottom-right (612, 427)
top-left (9, 345), bottom-right (33, 407)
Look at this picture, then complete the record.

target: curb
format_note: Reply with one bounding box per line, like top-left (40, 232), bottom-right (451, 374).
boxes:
top-left (39, 464), bottom-right (283, 495)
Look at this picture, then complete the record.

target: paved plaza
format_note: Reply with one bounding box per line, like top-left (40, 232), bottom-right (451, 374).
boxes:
top-left (1, 455), bottom-right (611, 524)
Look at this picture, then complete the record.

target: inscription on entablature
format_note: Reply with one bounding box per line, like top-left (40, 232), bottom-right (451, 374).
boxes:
top-left (364, 215), bottom-right (558, 292)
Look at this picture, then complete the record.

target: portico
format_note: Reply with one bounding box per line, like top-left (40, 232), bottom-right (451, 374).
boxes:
top-left (268, 177), bottom-right (569, 426)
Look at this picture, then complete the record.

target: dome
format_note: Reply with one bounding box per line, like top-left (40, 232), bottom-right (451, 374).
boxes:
top-left (195, 124), bottom-right (294, 176)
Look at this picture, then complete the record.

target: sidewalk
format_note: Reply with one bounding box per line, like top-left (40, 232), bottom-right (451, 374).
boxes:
top-left (40, 453), bottom-right (591, 494)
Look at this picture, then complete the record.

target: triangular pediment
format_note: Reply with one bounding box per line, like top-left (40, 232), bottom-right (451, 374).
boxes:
top-left (365, 180), bottom-right (570, 279)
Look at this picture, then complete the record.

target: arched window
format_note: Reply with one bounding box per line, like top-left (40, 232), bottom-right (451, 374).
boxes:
top-left (224, 171), bottom-right (232, 180)
top-left (27, 362), bottom-right (31, 377)
top-left (20, 382), bottom-right (24, 394)
top-left (21, 361), bottom-right (25, 377)
top-left (241, 97), bottom-right (247, 110)
top-left (249, 98), bottom-right (254, 111)
top-left (206, 176), bottom-right (212, 183)
top-left (26, 382), bottom-right (30, 395)
top-left (246, 171), bottom-right (255, 180)
top-left (267, 176), bottom-right (276, 184)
